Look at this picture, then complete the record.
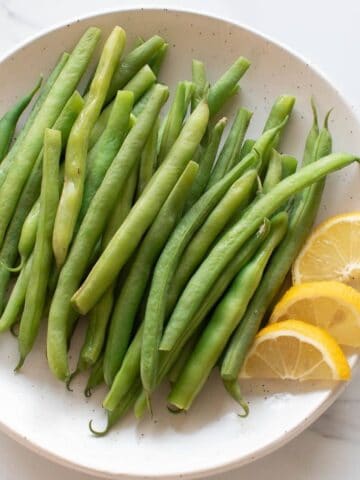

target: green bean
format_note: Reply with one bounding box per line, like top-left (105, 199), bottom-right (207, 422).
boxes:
top-left (72, 100), bottom-right (209, 316)
top-left (103, 161), bottom-right (198, 388)
top-left (185, 117), bottom-right (227, 209)
top-left (168, 213), bottom-right (288, 412)
top-left (207, 108), bottom-right (252, 187)
top-left (239, 139), bottom-right (255, 160)
top-left (167, 169), bottom-right (258, 313)
top-left (191, 59), bottom-right (209, 111)
top-left (89, 67), bottom-right (154, 149)
top-left (168, 331), bottom-right (200, 384)
top-left (0, 52), bottom-right (69, 187)
top-left (263, 150), bottom-right (283, 193)
top-left (53, 27), bottom-right (126, 267)
top-left (302, 97), bottom-right (319, 167)
top-left (160, 152), bottom-right (357, 352)
top-left (134, 221), bottom-right (271, 418)
top-left (47, 84), bottom-right (168, 381)
top-left (79, 90), bottom-right (134, 222)
top-left (0, 255), bottom-right (32, 333)
top-left (0, 28), bottom-right (100, 246)
top-left (16, 129), bottom-right (61, 369)
top-left (77, 165), bottom-right (138, 373)
top-left (281, 154), bottom-right (298, 178)
top-left (149, 43), bottom-right (168, 76)
top-left (207, 56), bottom-right (250, 117)
top-left (84, 353), bottom-right (104, 397)
top-left (0, 78), bottom-right (42, 162)
top-left (136, 117), bottom-right (159, 199)
top-left (105, 35), bottom-right (165, 104)
top-left (158, 81), bottom-right (194, 164)
top-left (0, 91), bottom-right (83, 311)
top-left (263, 94), bottom-right (296, 149)
top-left (132, 84), bottom-right (157, 117)
top-left (220, 107), bottom-right (332, 385)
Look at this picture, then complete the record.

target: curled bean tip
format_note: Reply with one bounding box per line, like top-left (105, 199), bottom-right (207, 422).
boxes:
top-left (88, 418), bottom-right (110, 437)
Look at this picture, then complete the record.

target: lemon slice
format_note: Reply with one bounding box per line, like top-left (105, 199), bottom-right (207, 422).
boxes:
top-left (292, 213), bottom-right (360, 289)
top-left (269, 281), bottom-right (360, 346)
top-left (241, 319), bottom-right (350, 381)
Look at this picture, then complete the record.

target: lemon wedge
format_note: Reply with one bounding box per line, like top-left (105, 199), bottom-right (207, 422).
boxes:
top-left (241, 319), bottom-right (350, 381)
top-left (292, 213), bottom-right (360, 289)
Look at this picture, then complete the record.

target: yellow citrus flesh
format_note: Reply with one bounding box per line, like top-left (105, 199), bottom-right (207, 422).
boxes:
top-left (269, 281), bottom-right (360, 347)
top-left (241, 319), bottom-right (351, 381)
top-left (292, 213), bottom-right (360, 290)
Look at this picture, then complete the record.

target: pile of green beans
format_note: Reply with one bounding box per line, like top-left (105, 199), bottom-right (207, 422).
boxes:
top-left (0, 25), bottom-right (357, 437)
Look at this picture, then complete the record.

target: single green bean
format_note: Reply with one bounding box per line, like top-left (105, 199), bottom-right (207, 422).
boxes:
top-left (47, 84), bottom-right (169, 381)
top-left (220, 108), bottom-right (331, 385)
top-left (132, 84), bottom-right (157, 117)
top-left (0, 28), bottom-right (100, 246)
top-left (0, 78), bottom-right (42, 162)
top-left (105, 35), bottom-right (165, 104)
top-left (79, 90), bottom-right (134, 222)
top-left (0, 255), bottom-right (33, 333)
top-left (72, 100), bottom-right (209, 315)
top-left (77, 165), bottom-right (138, 373)
top-left (84, 353), bottom-right (104, 397)
top-left (207, 56), bottom-right (250, 117)
top-left (191, 59), bottom-right (208, 111)
top-left (160, 152), bottom-right (357, 352)
top-left (0, 52), bottom-right (69, 187)
top-left (157, 81), bottom-right (194, 164)
top-left (263, 150), bottom-right (283, 194)
top-left (53, 27), bottom-right (126, 267)
top-left (134, 222), bottom-right (271, 418)
top-left (103, 161), bottom-right (198, 388)
top-left (167, 169), bottom-right (258, 313)
top-left (207, 108), bottom-right (252, 187)
top-left (302, 97), bottom-right (319, 167)
top-left (136, 117), bottom-right (159, 199)
top-left (185, 117), bottom-right (227, 209)
top-left (168, 331), bottom-right (200, 384)
top-left (168, 213), bottom-right (288, 412)
top-left (17, 128), bottom-right (61, 368)
top-left (263, 94), bottom-right (296, 150)
top-left (0, 91), bottom-right (83, 311)
top-left (149, 43), bottom-right (168, 76)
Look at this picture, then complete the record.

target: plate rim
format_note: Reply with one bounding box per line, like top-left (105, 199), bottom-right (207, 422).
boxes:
top-left (0, 6), bottom-right (358, 479)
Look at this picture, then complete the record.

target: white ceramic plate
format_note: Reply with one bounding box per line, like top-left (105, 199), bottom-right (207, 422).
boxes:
top-left (0, 8), bottom-right (359, 479)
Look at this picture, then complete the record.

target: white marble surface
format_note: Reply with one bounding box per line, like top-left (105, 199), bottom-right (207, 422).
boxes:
top-left (0, 0), bottom-right (359, 479)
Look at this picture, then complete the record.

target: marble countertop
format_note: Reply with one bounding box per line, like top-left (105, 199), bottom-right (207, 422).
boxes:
top-left (0, 0), bottom-right (359, 479)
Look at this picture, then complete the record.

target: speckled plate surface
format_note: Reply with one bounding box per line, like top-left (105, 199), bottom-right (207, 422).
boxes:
top-left (0, 8), bottom-right (359, 479)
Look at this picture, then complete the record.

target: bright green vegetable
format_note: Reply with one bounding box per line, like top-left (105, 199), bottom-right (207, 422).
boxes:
top-left (157, 81), bottom-right (194, 164)
top-left (281, 154), bottom-right (298, 178)
top-left (105, 35), bottom-right (165, 103)
top-left (72, 100), bottom-right (209, 316)
top-left (263, 150), bottom-right (283, 193)
top-left (134, 222), bottom-right (271, 418)
top-left (77, 165), bottom-right (138, 373)
top-left (263, 94), bottom-right (296, 150)
top-left (220, 105), bottom-right (332, 386)
top-left (136, 117), bottom-right (159, 199)
top-left (0, 255), bottom-right (33, 333)
top-left (17, 128), bottom-right (61, 369)
top-left (149, 43), bottom-right (168, 76)
top-left (239, 139), bottom-right (255, 160)
top-left (167, 169), bottom-right (258, 313)
top-left (160, 152), bottom-right (358, 352)
top-left (0, 78), bottom-right (42, 162)
top-left (103, 161), bottom-right (198, 387)
top-left (0, 52), bottom-right (69, 187)
top-left (191, 59), bottom-right (209, 110)
top-left (53, 26), bottom-right (126, 267)
top-left (79, 90), bottom-right (134, 222)
top-left (207, 56), bottom-right (250, 117)
top-left (185, 117), bottom-right (227, 209)
top-left (0, 28), bottom-right (100, 247)
top-left (168, 213), bottom-right (288, 412)
top-left (47, 84), bottom-right (169, 381)
top-left (0, 91), bottom-right (83, 311)
top-left (207, 108), bottom-right (252, 187)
